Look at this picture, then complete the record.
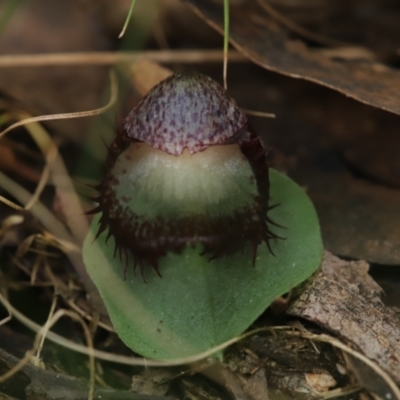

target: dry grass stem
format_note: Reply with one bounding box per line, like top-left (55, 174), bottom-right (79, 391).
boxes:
top-left (30, 254), bottom-right (42, 285)
top-left (0, 347), bottom-right (37, 384)
top-left (0, 312), bottom-right (11, 327)
top-left (241, 108), bottom-right (276, 118)
top-left (0, 50), bottom-right (246, 68)
top-left (0, 172), bottom-right (74, 242)
top-left (23, 122), bottom-right (89, 243)
top-left (25, 165), bottom-right (50, 209)
top-left (0, 192), bottom-right (24, 211)
top-left (223, 0), bottom-right (229, 90)
top-left (0, 71), bottom-right (117, 141)
top-left (118, 0), bottom-right (138, 39)
top-left (317, 385), bottom-right (362, 399)
top-left (11, 255), bottom-right (32, 277)
top-left (34, 295), bottom-right (58, 366)
top-left (66, 298), bottom-right (115, 333)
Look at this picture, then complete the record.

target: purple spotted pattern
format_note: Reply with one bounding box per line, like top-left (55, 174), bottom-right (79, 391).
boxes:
top-left (123, 71), bottom-right (247, 155)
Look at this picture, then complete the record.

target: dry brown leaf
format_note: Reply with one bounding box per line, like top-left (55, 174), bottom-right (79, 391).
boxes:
top-left (188, 0), bottom-right (400, 115)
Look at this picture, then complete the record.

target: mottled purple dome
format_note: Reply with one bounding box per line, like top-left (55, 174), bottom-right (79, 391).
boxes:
top-left (123, 71), bottom-right (247, 155)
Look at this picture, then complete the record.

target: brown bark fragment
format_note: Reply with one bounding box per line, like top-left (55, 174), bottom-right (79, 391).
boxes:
top-left (288, 251), bottom-right (400, 384)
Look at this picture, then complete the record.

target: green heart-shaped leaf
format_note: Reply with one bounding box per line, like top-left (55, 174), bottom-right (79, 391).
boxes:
top-left (83, 169), bottom-right (323, 359)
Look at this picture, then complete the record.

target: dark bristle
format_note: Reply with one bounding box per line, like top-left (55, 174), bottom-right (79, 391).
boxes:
top-left (112, 240), bottom-right (118, 258)
top-left (86, 195), bottom-right (101, 202)
top-left (251, 241), bottom-right (259, 267)
top-left (123, 256), bottom-right (128, 281)
top-left (84, 183), bottom-right (102, 191)
top-left (72, 176), bottom-right (101, 191)
top-left (94, 220), bottom-right (107, 241)
top-left (140, 264), bottom-right (147, 283)
top-left (106, 229), bottom-right (113, 245)
top-left (265, 239), bottom-right (276, 257)
top-left (84, 205), bottom-right (101, 216)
